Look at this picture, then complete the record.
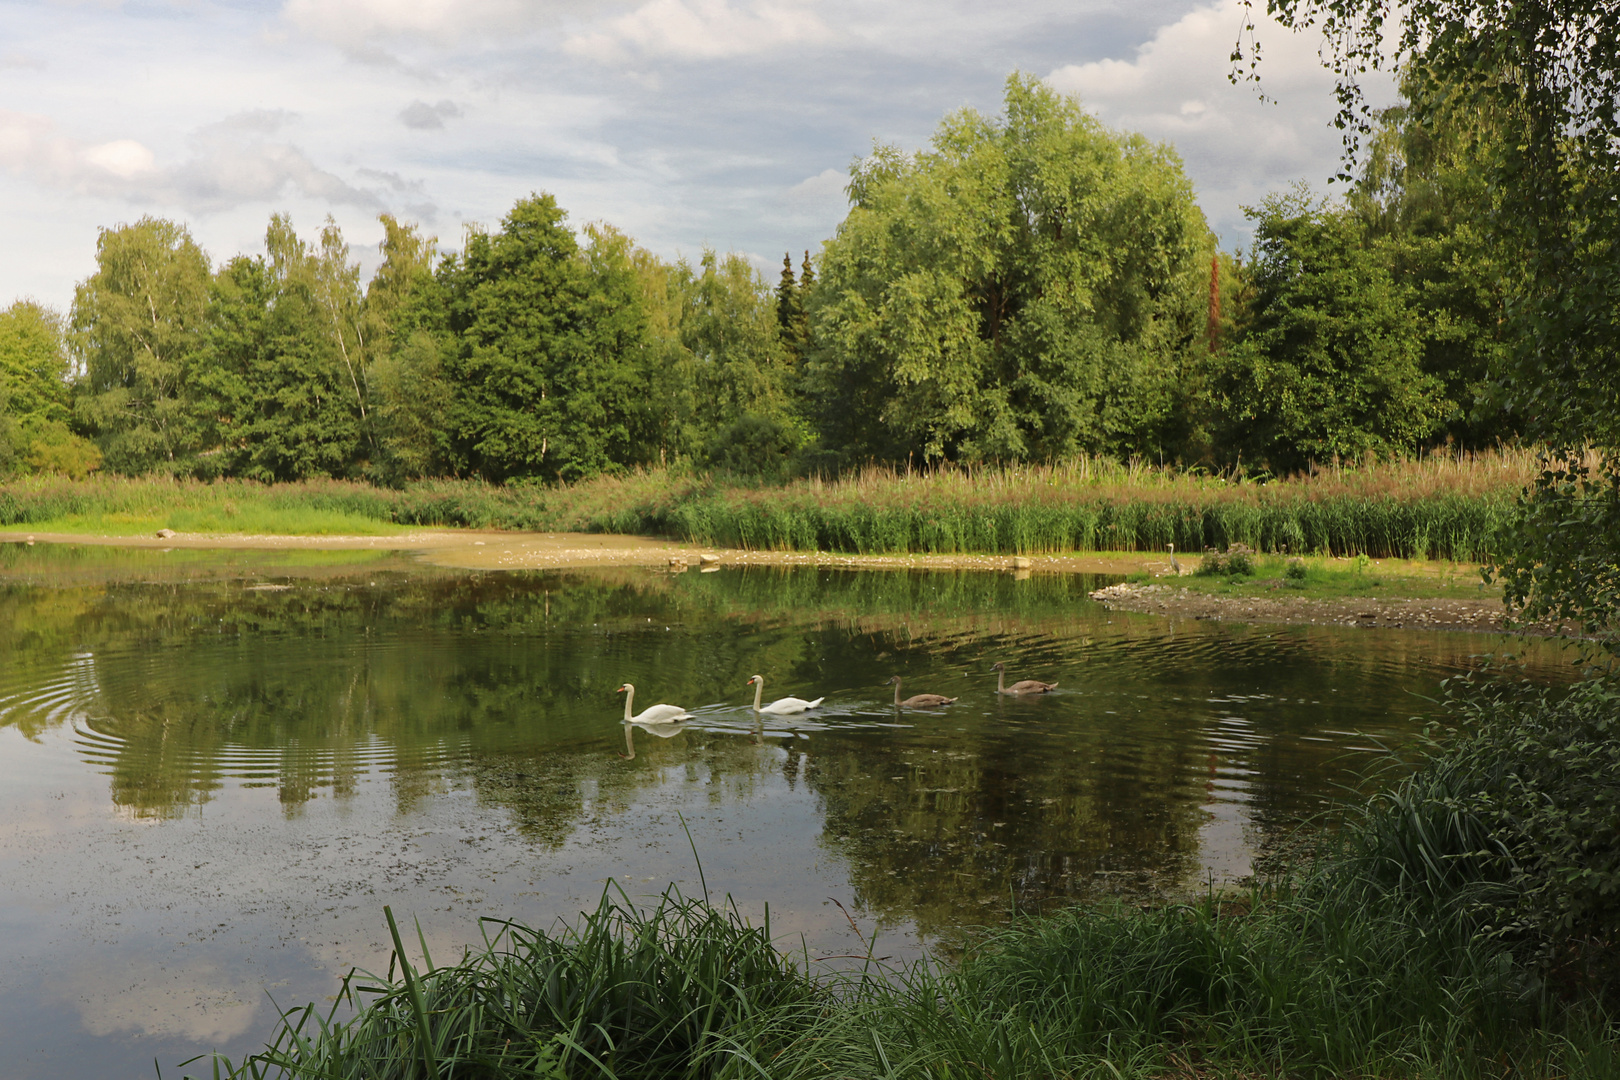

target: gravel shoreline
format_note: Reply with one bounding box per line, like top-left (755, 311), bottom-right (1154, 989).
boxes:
top-left (1088, 581), bottom-right (1529, 634)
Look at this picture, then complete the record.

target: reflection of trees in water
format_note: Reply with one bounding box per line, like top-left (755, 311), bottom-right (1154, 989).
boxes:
top-left (467, 723), bottom-right (781, 849)
top-left (3, 565), bottom-right (970, 820)
top-left (804, 730), bottom-right (1212, 939)
top-left (0, 555), bottom-right (1572, 946)
top-left (0, 565), bottom-right (1124, 822)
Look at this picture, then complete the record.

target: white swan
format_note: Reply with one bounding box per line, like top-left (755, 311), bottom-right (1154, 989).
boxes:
top-left (617, 683), bottom-right (691, 724)
top-left (747, 674), bottom-right (824, 715)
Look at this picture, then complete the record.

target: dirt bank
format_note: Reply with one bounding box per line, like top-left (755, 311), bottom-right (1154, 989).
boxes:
top-left (1088, 582), bottom-right (1528, 634)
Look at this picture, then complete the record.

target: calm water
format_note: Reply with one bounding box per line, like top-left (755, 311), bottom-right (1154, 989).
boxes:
top-left (0, 543), bottom-right (1573, 1077)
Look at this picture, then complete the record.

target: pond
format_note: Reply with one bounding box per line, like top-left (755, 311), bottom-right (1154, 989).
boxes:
top-left (0, 543), bottom-right (1574, 1078)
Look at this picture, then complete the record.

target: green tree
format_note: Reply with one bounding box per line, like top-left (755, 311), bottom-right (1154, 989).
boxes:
top-left (807, 74), bottom-right (1211, 466)
top-left (677, 250), bottom-right (800, 473)
top-left (1347, 89), bottom-right (1514, 448)
top-left (582, 223), bottom-right (697, 472)
top-left (1254, 0), bottom-right (1620, 639)
top-left (194, 215), bottom-right (364, 480)
top-left (311, 217), bottom-right (372, 455)
top-left (619, 237), bottom-right (700, 467)
top-left (1212, 190), bottom-right (1445, 473)
top-left (71, 217), bottom-right (211, 473)
top-left (0, 301), bottom-right (100, 477)
top-left (774, 253), bottom-right (805, 361)
top-left (0, 301), bottom-right (72, 427)
top-left (798, 250), bottom-right (816, 294)
top-left (362, 214), bottom-right (451, 483)
top-left (440, 194), bottom-right (662, 483)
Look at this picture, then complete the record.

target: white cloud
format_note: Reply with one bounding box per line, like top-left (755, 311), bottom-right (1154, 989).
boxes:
top-left (0, 109), bottom-right (380, 212)
top-left (1, 111), bottom-right (148, 192)
top-left (281, 0), bottom-right (536, 46)
top-left (566, 0), bottom-right (835, 63)
top-left (1046, 0), bottom-right (1397, 244)
top-left (82, 138), bottom-right (156, 178)
top-left (787, 166), bottom-right (846, 205)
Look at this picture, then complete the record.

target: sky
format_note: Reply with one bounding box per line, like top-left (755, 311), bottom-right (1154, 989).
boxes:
top-left (0, 0), bottom-right (1394, 312)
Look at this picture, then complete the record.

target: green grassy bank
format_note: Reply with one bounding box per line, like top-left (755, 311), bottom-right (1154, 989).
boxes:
top-left (182, 676), bottom-right (1620, 1080)
top-left (3, 451), bottom-right (1532, 561)
top-left (1130, 552), bottom-right (1502, 600)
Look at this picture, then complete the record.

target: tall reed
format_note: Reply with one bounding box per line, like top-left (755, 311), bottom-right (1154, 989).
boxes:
top-left (4, 449), bottom-right (1535, 560)
top-left (567, 450), bottom-right (1533, 560)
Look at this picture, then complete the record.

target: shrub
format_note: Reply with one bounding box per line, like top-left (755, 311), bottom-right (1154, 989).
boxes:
top-left (703, 414), bottom-right (798, 478)
top-left (25, 420), bottom-right (103, 479)
top-left (1345, 672), bottom-right (1620, 996)
top-left (1196, 543), bottom-right (1257, 577)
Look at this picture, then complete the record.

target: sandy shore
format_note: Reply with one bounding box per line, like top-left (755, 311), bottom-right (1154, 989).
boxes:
top-left (4, 529), bottom-right (1156, 574)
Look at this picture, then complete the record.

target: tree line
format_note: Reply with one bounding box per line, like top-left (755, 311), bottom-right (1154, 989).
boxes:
top-left (0, 74), bottom-right (1524, 486)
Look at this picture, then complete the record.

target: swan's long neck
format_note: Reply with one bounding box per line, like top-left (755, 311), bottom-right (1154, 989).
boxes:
top-left (996, 668), bottom-right (1005, 694)
top-left (893, 679), bottom-right (902, 708)
top-left (622, 686), bottom-right (635, 723)
top-left (751, 678), bottom-right (764, 711)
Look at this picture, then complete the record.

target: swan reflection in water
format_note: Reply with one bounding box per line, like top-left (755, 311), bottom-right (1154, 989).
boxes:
top-left (620, 713), bottom-right (767, 759)
top-left (620, 719), bottom-right (689, 759)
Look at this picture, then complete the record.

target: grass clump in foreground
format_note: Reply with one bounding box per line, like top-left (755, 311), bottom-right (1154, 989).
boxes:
top-left (187, 676), bottom-right (1620, 1080)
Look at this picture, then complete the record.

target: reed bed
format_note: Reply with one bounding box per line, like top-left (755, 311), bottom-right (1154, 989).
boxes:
top-left (3, 449), bottom-right (1537, 560)
top-left (540, 450), bottom-right (1536, 561)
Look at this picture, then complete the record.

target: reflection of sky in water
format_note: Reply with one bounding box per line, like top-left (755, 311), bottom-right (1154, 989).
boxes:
top-left (0, 548), bottom-right (1576, 1078)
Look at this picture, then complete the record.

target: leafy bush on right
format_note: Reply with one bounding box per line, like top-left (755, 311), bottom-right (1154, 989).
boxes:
top-left (1344, 671), bottom-right (1620, 997)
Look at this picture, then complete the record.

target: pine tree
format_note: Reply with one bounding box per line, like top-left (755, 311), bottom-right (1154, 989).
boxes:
top-left (775, 252), bottom-right (800, 350)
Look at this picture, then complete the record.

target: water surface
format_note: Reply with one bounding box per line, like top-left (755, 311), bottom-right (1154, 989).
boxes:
top-left (0, 543), bottom-right (1573, 1077)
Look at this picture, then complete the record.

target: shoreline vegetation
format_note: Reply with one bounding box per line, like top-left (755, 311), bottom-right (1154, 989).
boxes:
top-left (185, 678), bottom-right (1620, 1080)
top-left (1, 449), bottom-right (1531, 563)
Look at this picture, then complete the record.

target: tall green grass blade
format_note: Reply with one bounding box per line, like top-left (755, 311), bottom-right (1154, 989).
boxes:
top-left (383, 904), bottom-right (439, 1078)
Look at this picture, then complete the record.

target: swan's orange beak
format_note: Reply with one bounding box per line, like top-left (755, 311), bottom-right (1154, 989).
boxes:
top-left (616, 685), bottom-right (627, 693)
